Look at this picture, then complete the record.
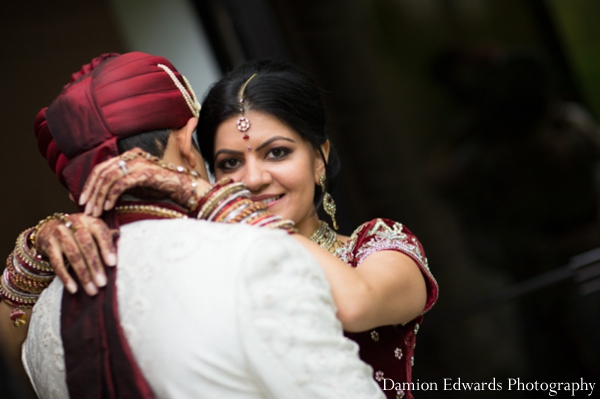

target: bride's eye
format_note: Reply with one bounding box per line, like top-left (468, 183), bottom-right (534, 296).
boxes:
top-left (217, 158), bottom-right (242, 171)
top-left (266, 147), bottom-right (291, 160)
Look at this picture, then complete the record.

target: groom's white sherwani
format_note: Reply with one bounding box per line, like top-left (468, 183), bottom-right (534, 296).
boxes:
top-left (23, 220), bottom-right (384, 399)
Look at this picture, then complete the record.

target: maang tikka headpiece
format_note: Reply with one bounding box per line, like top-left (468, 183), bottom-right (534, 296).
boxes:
top-left (237, 73), bottom-right (258, 151)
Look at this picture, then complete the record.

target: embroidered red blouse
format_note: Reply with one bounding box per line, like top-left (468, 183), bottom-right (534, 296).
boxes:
top-left (337, 218), bottom-right (439, 399)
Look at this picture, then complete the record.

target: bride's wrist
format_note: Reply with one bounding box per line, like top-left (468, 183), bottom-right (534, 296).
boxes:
top-left (181, 177), bottom-right (211, 214)
top-left (1, 224), bottom-right (58, 326)
top-left (194, 178), bottom-right (295, 233)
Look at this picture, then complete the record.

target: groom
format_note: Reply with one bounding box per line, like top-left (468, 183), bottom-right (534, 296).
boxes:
top-left (20, 52), bottom-right (384, 399)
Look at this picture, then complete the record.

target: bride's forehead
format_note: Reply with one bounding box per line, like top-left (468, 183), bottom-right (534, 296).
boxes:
top-left (215, 112), bottom-right (301, 143)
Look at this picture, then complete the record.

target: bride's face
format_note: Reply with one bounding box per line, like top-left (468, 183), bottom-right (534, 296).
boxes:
top-left (213, 111), bottom-right (325, 235)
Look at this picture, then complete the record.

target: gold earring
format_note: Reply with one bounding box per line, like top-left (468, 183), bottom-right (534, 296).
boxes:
top-left (319, 175), bottom-right (338, 230)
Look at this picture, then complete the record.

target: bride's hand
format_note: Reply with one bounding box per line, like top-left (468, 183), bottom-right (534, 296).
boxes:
top-left (79, 148), bottom-right (212, 217)
top-left (35, 214), bottom-right (118, 296)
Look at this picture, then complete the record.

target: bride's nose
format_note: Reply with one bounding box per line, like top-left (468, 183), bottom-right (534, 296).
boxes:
top-left (242, 159), bottom-right (272, 193)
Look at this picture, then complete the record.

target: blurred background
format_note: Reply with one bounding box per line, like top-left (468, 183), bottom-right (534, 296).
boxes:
top-left (1, 1), bottom-right (599, 398)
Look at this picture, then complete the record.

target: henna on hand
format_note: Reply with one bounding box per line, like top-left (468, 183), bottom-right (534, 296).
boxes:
top-left (36, 219), bottom-right (77, 293)
top-left (35, 214), bottom-right (117, 296)
top-left (105, 167), bottom-right (203, 210)
top-left (80, 148), bottom-right (211, 216)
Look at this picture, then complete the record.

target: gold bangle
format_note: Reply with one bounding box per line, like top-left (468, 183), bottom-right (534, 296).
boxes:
top-left (209, 188), bottom-right (251, 222)
top-left (223, 199), bottom-right (258, 224)
top-left (5, 262), bottom-right (48, 294)
top-left (214, 197), bottom-right (249, 223)
top-left (16, 229), bottom-right (53, 273)
top-left (11, 251), bottom-right (55, 283)
top-left (198, 183), bottom-right (243, 220)
top-left (30, 213), bottom-right (66, 250)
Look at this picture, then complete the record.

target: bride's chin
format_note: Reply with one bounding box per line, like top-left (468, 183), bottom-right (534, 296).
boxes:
top-left (268, 205), bottom-right (288, 221)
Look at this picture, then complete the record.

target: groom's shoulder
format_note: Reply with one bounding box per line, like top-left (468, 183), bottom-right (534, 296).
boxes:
top-left (119, 218), bottom-right (294, 260)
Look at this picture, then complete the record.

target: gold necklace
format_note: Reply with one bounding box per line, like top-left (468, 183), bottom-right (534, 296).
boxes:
top-left (115, 204), bottom-right (188, 219)
top-left (309, 220), bottom-right (343, 254)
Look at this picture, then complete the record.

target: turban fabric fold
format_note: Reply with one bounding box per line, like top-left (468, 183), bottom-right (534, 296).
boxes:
top-left (32, 52), bottom-right (198, 399)
top-left (35, 51), bottom-right (195, 201)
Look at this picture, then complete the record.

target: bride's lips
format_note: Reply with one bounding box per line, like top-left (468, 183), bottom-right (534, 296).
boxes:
top-left (251, 194), bottom-right (284, 207)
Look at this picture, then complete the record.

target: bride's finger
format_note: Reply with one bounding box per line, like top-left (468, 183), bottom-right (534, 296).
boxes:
top-left (81, 147), bottom-right (144, 210)
top-left (56, 226), bottom-right (97, 296)
top-left (72, 223), bottom-right (107, 288)
top-left (86, 158), bottom-right (134, 217)
top-left (42, 236), bottom-right (77, 294)
top-left (80, 156), bottom-right (122, 206)
top-left (87, 149), bottom-right (150, 216)
top-left (88, 220), bottom-right (118, 267)
top-left (89, 165), bottom-right (125, 216)
top-left (83, 159), bottom-right (123, 215)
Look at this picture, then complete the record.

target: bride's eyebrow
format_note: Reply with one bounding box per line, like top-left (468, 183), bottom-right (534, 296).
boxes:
top-left (255, 136), bottom-right (295, 152)
top-left (214, 148), bottom-right (243, 158)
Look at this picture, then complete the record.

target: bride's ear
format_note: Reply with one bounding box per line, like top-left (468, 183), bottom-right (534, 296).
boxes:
top-left (177, 117), bottom-right (199, 167)
top-left (314, 140), bottom-right (330, 183)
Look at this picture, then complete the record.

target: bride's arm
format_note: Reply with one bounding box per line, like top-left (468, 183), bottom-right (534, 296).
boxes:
top-left (292, 235), bottom-right (427, 333)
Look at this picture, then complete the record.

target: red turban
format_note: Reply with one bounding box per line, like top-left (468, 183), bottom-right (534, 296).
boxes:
top-left (34, 52), bottom-right (198, 202)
